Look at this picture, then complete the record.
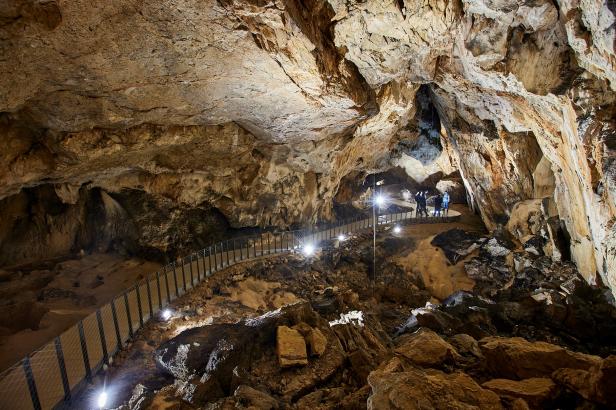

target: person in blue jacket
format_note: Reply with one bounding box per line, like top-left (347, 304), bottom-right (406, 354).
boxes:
top-left (442, 191), bottom-right (450, 216)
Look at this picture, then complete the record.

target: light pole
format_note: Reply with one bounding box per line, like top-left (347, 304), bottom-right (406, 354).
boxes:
top-left (373, 187), bottom-right (386, 283)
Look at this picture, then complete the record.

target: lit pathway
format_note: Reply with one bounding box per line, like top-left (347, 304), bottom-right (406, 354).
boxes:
top-left (0, 210), bottom-right (461, 410)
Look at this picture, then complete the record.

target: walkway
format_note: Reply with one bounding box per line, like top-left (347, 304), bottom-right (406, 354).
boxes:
top-left (0, 210), bottom-right (460, 410)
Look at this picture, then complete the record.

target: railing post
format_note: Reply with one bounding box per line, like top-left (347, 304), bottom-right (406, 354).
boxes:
top-left (95, 309), bottom-right (109, 366)
top-left (164, 267), bottom-right (171, 304)
top-left (213, 243), bottom-right (218, 270)
top-left (200, 250), bottom-right (207, 281)
top-left (180, 258), bottom-right (187, 293)
top-left (156, 271), bottom-right (163, 310)
top-left (77, 320), bottom-right (92, 383)
top-left (146, 275), bottom-right (153, 317)
top-left (23, 357), bottom-right (42, 410)
top-left (110, 298), bottom-right (122, 350)
top-left (208, 246), bottom-right (213, 275)
top-left (172, 262), bottom-right (179, 297)
top-left (260, 233), bottom-right (264, 256)
top-left (135, 283), bottom-right (144, 327)
top-left (54, 336), bottom-right (71, 402)
top-left (123, 292), bottom-right (133, 339)
top-left (225, 241), bottom-right (230, 266)
top-left (189, 255), bottom-right (195, 287)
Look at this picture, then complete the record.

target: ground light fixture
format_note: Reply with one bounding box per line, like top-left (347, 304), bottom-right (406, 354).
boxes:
top-left (337, 234), bottom-right (346, 241)
top-left (97, 390), bottom-right (108, 409)
top-left (393, 225), bottom-right (401, 234)
top-left (303, 243), bottom-right (316, 256)
top-left (374, 193), bottom-right (386, 207)
top-left (162, 308), bottom-right (172, 321)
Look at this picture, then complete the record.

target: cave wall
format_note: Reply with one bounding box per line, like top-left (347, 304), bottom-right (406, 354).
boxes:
top-left (0, 0), bottom-right (615, 293)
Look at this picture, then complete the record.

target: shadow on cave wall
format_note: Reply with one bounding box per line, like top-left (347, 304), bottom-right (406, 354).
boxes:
top-left (0, 185), bottom-right (245, 268)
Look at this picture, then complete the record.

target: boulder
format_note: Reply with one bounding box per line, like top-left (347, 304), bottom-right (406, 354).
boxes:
top-left (482, 378), bottom-right (557, 407)
top-left (552, 355), bottom-right (616, 406)
top-left (276, 326), bottom-right (308, 367)
top-left (367, 367), bottom-right (503, 410)
top-left (480, 337), bottom-right (601, 379)
top-left (234, 385), bottom-right (280, 409)
top-left (154, 302), bottom-right (322, 404)
top-left (395, 328), bottom-right (461, 367)
top-left (306, 328), bottom-right (327, 357)
top-left (430, 229), bottom-right (486, 264)
top-left (449, 334), bottom-right (483, 358)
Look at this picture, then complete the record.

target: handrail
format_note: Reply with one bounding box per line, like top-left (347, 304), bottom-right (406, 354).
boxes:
top-left (0, 210), bottom-right (460, 410)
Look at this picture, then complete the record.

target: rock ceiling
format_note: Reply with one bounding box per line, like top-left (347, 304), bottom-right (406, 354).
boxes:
top-left (0, 0), bottom-right (615, 293)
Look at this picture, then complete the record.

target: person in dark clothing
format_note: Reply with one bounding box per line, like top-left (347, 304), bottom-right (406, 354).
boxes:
top-left (415, 191), bottom-right (423, 217)
top-left (433, 194), bottom-right (442, 217)
top-left (422, 191), bottom-right (429, 217)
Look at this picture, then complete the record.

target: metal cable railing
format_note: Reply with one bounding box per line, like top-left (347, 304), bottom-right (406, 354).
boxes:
top-left (0, 210), bottom-right (459, 409)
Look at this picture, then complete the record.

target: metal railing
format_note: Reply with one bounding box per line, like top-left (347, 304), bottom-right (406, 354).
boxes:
top-left (0, 210), bottom-right (459, 410)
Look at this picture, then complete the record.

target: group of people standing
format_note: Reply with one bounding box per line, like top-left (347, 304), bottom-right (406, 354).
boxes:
top-left (414, 190), bottom-right (450, 217)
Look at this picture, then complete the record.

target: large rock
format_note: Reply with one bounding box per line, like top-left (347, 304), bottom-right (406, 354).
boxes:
top-left (276, 326), bottom-right (308, 367)
top-left (480, 337), bottom-right (601, 379)
top-left (430, 229), bottom-right (487, 265)
top-left (154, 302), bottom-right (325, 403)
top-left (482, 378), bottom-right (557, 407)
top-left (394, 328), bottom-right (461, 367)
top-left (552, 355), bottom-right (616, 406)
top-left (367, 367), bottom-right (503, 410)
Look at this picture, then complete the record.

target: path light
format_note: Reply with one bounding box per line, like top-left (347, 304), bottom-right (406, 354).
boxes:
top-left (303, 243), bottom-right (315, 257)
top-left (337, 234), bottom-right (346, 242)
top-left (393, 225), bottom-right (401, 234)
top-left (97, 390), bottom-right (108, 409)
top-left (162, 309), bottom-right (172, 321)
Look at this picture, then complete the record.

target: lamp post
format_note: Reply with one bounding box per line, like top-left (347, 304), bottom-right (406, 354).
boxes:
top-left (372, 181), bottom-right (386, 283)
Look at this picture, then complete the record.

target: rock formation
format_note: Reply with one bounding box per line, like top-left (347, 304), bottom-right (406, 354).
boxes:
top-left (0, 0), bottom-right (614, 296)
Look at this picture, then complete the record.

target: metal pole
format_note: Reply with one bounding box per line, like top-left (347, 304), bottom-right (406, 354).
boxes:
top-left (208, 246), bottom-right (213, 275)
top-left (123, 292), bottom-right (133, 339)
top-left (23, 357), bottom-right (42, 410)
top-left (146, 276), bottom-right (153, 317)
top-left (135, 284), bottom-right (144, 327)
top-left (54, 337), bottom-right (71, 402)
top-left (95, 310), bottom-right (109, 365)
top-left (188, 255), bottom-right (195, 287)
top-left (110, 299), bottom-right (122, 350)
top-left (172, 262), bottom-right (179, 296)
top-left (156, 271), bottom-right (163, 310)
top-left (77, 321), bottom-right (92, 382)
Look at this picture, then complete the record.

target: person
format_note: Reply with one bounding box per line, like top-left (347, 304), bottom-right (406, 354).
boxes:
top-left (414, 191), bottom-right (422, 217)
top-left (422, 190), bottom-right (429, 217)
top-left (442, 191), bottom-right (450, 216)
top-left (433, 194), bottom-right (442, 217)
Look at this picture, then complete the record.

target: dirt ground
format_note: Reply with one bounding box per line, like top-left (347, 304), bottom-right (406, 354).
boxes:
top-left (0, 253), bottom-right (160, 371)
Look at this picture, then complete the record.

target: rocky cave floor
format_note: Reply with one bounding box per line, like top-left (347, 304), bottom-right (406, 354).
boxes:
top-left (0, 254), bottom-right (161, 371)
top-left (72, 208), bottom-right (616, 410)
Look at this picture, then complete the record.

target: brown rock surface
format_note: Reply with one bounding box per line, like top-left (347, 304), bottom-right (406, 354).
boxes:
top-left (394, 328), bottom-right (461, 367)
top-left (367, 367), bottom-right (503, 410)
top-left (480, 336), bottom-right (601, 379)
top-left (277, 326), bottom-right (308, 367)
top-left (552, 355), bottom-right (616, 406)
top-left (0, 0), bottom-right (614, 299)
top-left (306, 328), bottom-right (327, 357)
top-left (482, 378), bottom-right (557, 408)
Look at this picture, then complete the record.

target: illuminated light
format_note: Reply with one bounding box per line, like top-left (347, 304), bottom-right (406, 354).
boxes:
top-left (393, 225), bottom-right (401, 234)
top-left (162, 309), bottom-right (172, 321)
top-left (303, 243), bottom-right (315, 256)
top-left (337, 234), bottom-right (346, 242)
top-left (375, 194), bottom-right (386, 207)
top-left (97, 391), bottom-right (108, 409)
